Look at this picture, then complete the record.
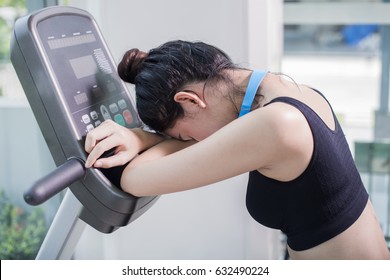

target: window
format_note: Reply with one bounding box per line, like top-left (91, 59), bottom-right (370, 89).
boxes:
top-left (0, 0), bottom-right (60, 260)
top-left (0, 0), bottom-right (26, 97)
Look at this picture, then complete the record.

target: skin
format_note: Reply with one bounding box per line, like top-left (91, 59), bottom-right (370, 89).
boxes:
top-left (84, 70), bottom-right (390, 259)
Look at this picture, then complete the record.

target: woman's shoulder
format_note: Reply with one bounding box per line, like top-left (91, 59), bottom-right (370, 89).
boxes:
top-left (207, 102), bottom-right (313, 172)
top-left (249, 100), bottom-right (311, 137)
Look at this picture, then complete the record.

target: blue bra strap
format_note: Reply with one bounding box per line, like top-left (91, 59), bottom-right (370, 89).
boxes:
top-left (238, 70), bottom-right (268, 117)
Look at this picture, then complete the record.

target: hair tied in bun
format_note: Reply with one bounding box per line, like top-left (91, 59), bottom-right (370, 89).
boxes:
top-left (118, 48), bottom-right (148, 84)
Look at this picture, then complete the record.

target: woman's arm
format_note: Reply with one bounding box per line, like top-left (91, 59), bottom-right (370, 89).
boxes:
top-left (84, 103), bottom-right (312, 197)
top-left (120, 103), bottom-right (312, 197)
top-left (127, 138), bottom-right (196, 168)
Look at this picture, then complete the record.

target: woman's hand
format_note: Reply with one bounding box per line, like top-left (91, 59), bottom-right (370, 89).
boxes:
top-left (84, 120), bottom-right (164, 169)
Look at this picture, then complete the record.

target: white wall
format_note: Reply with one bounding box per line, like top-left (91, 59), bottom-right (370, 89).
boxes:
top-left (61, 0), bottom-right (284, 260)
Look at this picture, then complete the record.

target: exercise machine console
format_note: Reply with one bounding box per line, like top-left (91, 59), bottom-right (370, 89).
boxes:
top-left (11, 6), bottom-right (158, 258)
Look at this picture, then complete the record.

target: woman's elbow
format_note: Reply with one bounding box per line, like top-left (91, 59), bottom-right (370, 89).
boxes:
top-left (120, 167), bottom-right (144, 197)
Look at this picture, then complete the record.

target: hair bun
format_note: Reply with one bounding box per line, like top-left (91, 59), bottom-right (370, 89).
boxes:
top-left (117, 48), bottom-right (148, 84)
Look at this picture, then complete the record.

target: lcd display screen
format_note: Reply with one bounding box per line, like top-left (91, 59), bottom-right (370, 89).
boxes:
top-left (69, 55), bottom-right (98, 79)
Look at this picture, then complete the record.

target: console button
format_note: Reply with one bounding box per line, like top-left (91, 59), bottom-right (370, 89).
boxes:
top-left (114, 114), bottom-right (125, 126)
top-left (86, 124), bottom-right (94, 132)
top-left (90, 110), bottom-right (98, 120)
top-left (118, 99), bottom-right (127, 109)
top-left (109, 103), bottom-right (119, 114)
top-left (123, 110), bottom-right (133, 124)
top-left (100, 105), bottom-right (111, 120)
top-left (82, 114), bottom-right (91, 124)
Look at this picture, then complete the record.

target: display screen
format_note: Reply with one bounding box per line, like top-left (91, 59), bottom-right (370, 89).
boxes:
top-left (69, 55), bottom-right (98, 79)
top-left (47, 33), bottom-right (96, 49)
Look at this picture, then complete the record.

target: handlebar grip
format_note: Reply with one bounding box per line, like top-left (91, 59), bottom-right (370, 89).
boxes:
top-left (24, 158), bottom-right (86, 205)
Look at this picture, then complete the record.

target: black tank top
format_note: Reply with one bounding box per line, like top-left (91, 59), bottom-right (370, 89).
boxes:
top-left (245, 95), bottom-right (368, 251)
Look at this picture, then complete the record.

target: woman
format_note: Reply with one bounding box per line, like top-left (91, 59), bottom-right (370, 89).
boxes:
top-left (84, 40), bottom-right (390, 259)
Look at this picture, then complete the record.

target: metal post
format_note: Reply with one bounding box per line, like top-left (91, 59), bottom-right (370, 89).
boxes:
top-left (375, 1), bottom-right (390, 139)
top-left (379, 24), bottom-right (390, 113)
top-left (36, 190), bottom-right (86, 260)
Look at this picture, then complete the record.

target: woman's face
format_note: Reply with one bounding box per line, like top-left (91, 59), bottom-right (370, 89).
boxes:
top-left (164, 100), bottom-right (237, 142)
top-left (164, 78), bottom-right (239, 141)
top-left (164, 114), bottom-right (219, 142)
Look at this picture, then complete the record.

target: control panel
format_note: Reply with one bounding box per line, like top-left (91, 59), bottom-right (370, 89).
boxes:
top-left (37, 13), bottom-right (138, 138)
top-left (11, 6), bottom-right (157, 233)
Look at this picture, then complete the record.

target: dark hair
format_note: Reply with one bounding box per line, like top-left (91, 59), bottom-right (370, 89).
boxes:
top-left (118, 40), bottom-right (237, 133)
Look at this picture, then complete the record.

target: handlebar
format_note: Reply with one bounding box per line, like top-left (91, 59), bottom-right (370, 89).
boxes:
top-left (24, 158), bottom-right (86, 205)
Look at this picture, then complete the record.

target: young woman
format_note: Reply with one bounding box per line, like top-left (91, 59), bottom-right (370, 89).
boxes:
top-left (84, 40), bottom-right (390, 259)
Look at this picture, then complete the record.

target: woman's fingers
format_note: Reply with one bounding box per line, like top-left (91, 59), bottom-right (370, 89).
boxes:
top-left (84, 120), bottom-right (117, 153)
top-left (85, 138), bottom-right (110, 168)
top-left (92, 150), bottom-right (134, 169)
top-left (84, 120), bottom-right (138, 168)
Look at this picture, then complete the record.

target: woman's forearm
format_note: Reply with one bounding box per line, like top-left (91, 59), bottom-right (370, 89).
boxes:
top-left (121, 138), bottom-right (196, 195)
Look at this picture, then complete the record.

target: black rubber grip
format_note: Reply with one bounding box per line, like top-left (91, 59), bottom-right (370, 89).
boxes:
top-left (24, 158), bottom-right (86, 205)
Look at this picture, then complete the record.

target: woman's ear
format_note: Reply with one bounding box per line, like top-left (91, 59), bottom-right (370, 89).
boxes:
top-left (174, 91), bottom-right (206, 109)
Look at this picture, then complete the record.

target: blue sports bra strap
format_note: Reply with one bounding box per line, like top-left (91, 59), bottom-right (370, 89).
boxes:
top-left (238, 69), bottom-right (268, 117)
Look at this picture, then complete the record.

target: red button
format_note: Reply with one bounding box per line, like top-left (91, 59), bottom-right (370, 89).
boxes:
top-left (123, 110), bottom-right (133, 124)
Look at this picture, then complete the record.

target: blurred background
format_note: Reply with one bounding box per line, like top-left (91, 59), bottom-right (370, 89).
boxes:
top-left (0, 0), bottom-right (389, 259)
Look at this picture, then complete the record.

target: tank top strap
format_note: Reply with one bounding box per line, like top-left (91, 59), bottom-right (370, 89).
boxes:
top-left (264, 92), bottom-right (340, 133)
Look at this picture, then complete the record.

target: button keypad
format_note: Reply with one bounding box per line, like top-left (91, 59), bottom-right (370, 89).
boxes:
top-left (78, 97), bottom-right (135, 134)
